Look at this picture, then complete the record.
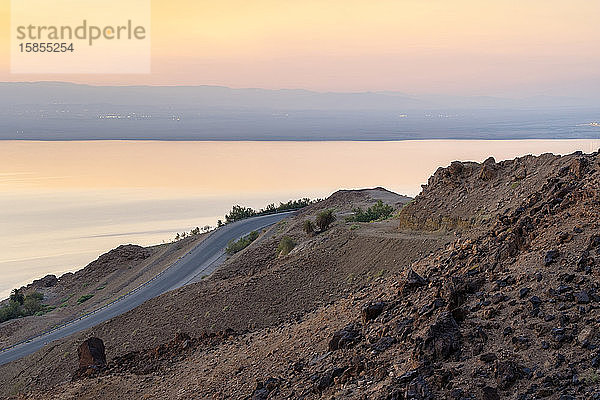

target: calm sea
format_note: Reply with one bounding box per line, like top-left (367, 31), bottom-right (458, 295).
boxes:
top-left (1, 139), bottom-right (599, 298)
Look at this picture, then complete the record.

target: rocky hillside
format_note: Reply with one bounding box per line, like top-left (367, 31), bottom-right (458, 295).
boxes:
top-left (5, 150), bottom-right (600, 400)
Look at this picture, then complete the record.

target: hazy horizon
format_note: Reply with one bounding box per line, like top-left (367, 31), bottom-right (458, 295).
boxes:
top-left (2, 1), bottom-right (599, 97)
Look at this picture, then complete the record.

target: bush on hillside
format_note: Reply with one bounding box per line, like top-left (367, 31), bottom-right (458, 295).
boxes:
top-left (0, 291), bottom-right (49, 323)
top-left (315, 209), bottom-right (336, 232)
top-left (303, 220), bottom-right (315, 236)
top-left (77, 294), bottom-right (94, 304)
top-left (226, 230), bottom-right (260, 255)
top-left (277, 236), bottom-right (296, 256)
top-left (349, 200), bottom-right (394, 223)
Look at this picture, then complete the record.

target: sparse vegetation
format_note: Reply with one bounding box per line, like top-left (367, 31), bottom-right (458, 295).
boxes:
top-left (303, 220), bottom-right (315, 236)
top-left (224, 198), bottom-right (315, 223)
top-left (77, 294), bottom-right (94, 304)
top-left (277, 236), bottom-right (296, 256)
top-left (226, 230), bottom-right (260, 255)
top-left (347, 200), bottom-right (394, 222)
top-left (0, 290), bottom-right (51, 323)
top-left (315, 209), bottom-right (336, 231)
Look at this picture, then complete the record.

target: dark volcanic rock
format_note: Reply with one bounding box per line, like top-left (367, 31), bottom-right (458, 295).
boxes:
top-left (403, 269), bottom-right (428, 292)
top-left (77, 337), bottom-right (106, 370)
top-left (421, 312), bottom-right (461, 361)
top-left (329, 324), bottom-right (362, 351)
top-left (362, 302), bottom-right (385, 323)
top-left (481, 386), bottom-right (500, 400)
top-left (251, 377), bottom-right (279, 400)
top-left (494, 360), bottom-right (522, 389)
top-left (405, 376), bottom-right (433, 400)
top-left (73, 337), bottom-right (106, 379)
top-left (544, 249), bottom-right (560, 266)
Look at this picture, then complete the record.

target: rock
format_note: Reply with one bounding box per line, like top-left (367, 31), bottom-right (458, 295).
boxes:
top-left (362, 302), bottom-right (385, 323)
top-left (576, 290), bottom-right (590, 304)
top-left (483, 156), bottom-right (496, 166)
top-left (578, 326), bottom-right (595, 344)
top-left (481, 386), bottom-right (500, 400)
top-left (251, 377), bottom-right (279, 400)
top-left (329, 324), bottom-right (362, 351)
top-left (313, 367), bottom-right (346, 392)
top-left (421, 312), bottom-right (461, 361)
top-left (494, 360), bottom-right (523, 389)
top-left (402, 269), bottom-right (428, 292)
top-left (544, 250), bottom-right (559, 266)
top-left (405, 376), bottom-right (432, 400)
top-left (398, 369), bottom-right (419, 384)
top-left (529, 296), bottom-right (542, 308)
top-left (480, 353), bottom-right (497, 363)
top-left (569, 158), bottom-right (587, 178)
top-left (519, 287), bottom-right (531, 298)
top-left (479, 164), bottom-right (496, 181)
top-left (513, 169), bottom-right (527, 181)
top-left (33, 274), bottom-right (58, 288)
top-left (371, 336), bottom-right (396, 353)
top-left (588, 235), bottom-right (600, 250)
top-left (447, 161), bottom-right (464, 177)
top-left (77, 337), bottom-right (106, 370)
top-left (73, 337), bottom-right (106, 379)
top-left (395, 318), bottom-right (414, 341)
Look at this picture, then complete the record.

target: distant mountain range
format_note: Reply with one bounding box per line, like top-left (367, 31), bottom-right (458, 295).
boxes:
top-left (0, 82), bottom-right (598, 140)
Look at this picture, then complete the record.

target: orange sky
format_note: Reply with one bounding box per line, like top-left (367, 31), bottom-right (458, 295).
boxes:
top-left (1, 0), bottom-right (599, 95)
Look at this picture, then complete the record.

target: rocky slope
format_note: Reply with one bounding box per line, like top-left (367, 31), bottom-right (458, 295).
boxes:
top-left (5, 150), bottom-right (600, 399)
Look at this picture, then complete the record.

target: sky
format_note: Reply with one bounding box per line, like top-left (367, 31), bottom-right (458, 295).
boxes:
top-left (0, 0), bottom-right (599, 96)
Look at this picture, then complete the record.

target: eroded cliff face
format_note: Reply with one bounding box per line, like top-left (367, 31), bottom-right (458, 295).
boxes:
top-left (397, 152), bottom-right (588, 232)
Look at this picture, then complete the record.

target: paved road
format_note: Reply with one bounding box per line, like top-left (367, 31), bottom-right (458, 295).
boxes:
top-left (0, 212), bottom-right (293, 366)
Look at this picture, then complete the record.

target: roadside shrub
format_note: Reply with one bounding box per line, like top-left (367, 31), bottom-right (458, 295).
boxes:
top-left (223, 198), bottom-right (315, 224)
top-left (0, 300), bottom-right (21, 323)
top-left (349, 200), bottom-right (394, 223)
top-left (22, 294), bottom-right (44, 315)
top-left (77, 294), bottom-right (94, 304)
top-left (303, 220), bottom-right (315, 236)
top-left (226, 230), bottom-right (260, 255)
top-left (315, 209), bottom-right (336, 232)
top-left (0, 291), bottom-right (47, 323)
top-left (277, 236), bottom-right (296, 256)
top-left (9, 289), bottom-right (24, 305)
top-left (225, 205), bottom-right (257, 223)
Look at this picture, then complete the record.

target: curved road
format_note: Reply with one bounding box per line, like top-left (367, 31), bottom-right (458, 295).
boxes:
top-left (0, 211), bottom-right (294, 366)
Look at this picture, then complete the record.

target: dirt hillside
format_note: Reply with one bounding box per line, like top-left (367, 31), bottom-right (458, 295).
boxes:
top-left (5, 150), bottom-right (600, 400)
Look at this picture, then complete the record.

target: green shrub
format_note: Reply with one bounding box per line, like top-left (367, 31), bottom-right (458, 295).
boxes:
top-left (9, 289), bottom-right (24, 305)
top-left (0, 291), bottom-right (47, 323)
top-left (226, 230), bottom-right (260, 255)
top-left (303, 220), bottom-right (315, 236)
top-left (315, 209), bottom-right (336, 232)
top-left (277, 236), bottom-right (296, 256)
top-left (223, 198), bottom-right (315, 224)
top-left (77, 294), bottom-right (94, 304)
top-left (225, 205), bottom-right (257, 223)
top-left (350, 200), bottom-right (394, 222)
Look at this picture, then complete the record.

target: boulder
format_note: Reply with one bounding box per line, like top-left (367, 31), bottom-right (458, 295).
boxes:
top-left (78, 337), bottom-right (106, 370)
top-left (329, 324), bottom-right (361, 351)
top-left (361, 302), bottom-right (385, 323)
top-left (72, 337), bottom-right (106, 380)
top-left (421, 312), bottom-right (461, 361)
top-left (402, 269), bottom-right (427, 292)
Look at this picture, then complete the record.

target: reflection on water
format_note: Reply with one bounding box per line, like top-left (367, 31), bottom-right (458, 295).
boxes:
top-left (1, 139), bottom-right (599, 298)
